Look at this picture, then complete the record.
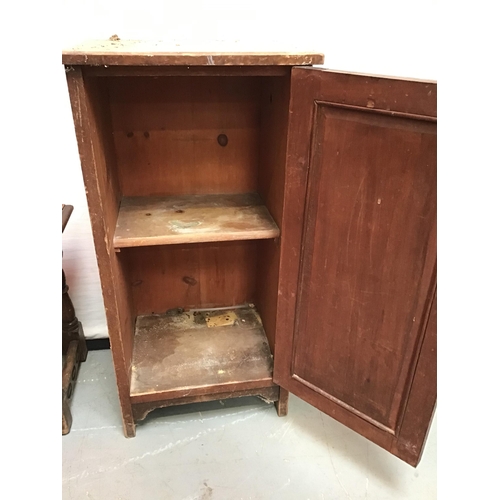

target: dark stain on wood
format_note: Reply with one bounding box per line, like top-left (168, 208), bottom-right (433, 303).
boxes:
top-left (182, 276), bottom-right (197, 286)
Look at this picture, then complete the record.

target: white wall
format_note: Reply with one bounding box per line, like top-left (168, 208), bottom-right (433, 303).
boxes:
top-left (60, 0), bottom-right (438, 338)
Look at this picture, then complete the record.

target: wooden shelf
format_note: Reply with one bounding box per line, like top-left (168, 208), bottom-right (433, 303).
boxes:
top-left (114, 193), bottom-right (280, 248)
top-left (130, 306), bottom-right (274, 403)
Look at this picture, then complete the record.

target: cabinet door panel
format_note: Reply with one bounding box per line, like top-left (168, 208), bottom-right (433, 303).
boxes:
top-left (274, 68), bottom-right (436, 466)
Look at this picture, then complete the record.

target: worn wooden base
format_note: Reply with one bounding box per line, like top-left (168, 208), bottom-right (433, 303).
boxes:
top-left (130, 306), bottom-right (274, 403)
top-left (119, 305), bottom-right (284, 437)
top-left (124, 384), bottom-right (286, 437)
top-left (132, 385), bottom-right (280, 423)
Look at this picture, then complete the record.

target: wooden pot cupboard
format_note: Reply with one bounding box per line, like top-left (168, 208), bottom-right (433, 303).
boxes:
top-left (63, 41), bottom-right (436, 467)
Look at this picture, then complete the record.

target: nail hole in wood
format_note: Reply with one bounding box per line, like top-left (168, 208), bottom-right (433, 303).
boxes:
top-left (145, 213), bottom-right (152, 216)
top-left (175, 209), bottom-right (184, 213)
top-left (126, 132), bottom-right (134, 138)
top-left (217, 134), bottom-right (228, 147)
top-left (144, 131), bottom-right (150, 138)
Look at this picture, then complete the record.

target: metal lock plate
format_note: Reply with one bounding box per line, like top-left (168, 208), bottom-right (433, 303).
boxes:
top-left (205, 311), bottom-right (238, 328)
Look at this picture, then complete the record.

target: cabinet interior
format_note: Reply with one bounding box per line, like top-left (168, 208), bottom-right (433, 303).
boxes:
top-left (84, 71), bottom-right (290, 402)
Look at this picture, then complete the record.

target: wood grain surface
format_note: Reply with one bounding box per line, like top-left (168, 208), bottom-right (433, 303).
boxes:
top-left (130, 306), bottom-right (274, 403)
top-left (120, 240), bottom-right (258, 315)
top-left (114, 193), bottom-right (279, 247)
top-left (63, 40), bottom-right (324, 66)
top-left (273, 67), bottom-right (437, 466)
top-left (107, 76), bottom-right (261, 197)
top-left (66, 68), bottom-right (137, 437)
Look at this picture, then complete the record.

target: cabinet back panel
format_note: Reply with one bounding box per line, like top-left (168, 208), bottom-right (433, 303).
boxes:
top-left (120, 241), bottom-right (258, 315)
top-left (108, 76), bottom-right (261, 196)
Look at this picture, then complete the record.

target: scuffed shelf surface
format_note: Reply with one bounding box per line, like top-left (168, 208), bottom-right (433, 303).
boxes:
top-left (114, 193), bottom-right (280, 248)
top-left (130, 305), bottom-right (274, 403)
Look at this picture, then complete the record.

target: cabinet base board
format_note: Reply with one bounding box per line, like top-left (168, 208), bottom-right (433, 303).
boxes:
top-left (132, 385), bottom-right (281, 422)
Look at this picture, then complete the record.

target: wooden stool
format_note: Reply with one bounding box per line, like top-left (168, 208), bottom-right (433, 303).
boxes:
top-left (62, 205), bottom-right (88, 434)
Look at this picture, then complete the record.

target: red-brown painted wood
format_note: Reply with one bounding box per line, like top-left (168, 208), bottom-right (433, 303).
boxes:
top-left (66, 69), bottom-right (137, 437)
top-left (274, 67), bottom-right (437, 466)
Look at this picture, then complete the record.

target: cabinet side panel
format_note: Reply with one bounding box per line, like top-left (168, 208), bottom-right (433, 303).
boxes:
top-left (255, 75), bottom-right (291, 353)
top-left (257, 76), bottom-right (290, 222)
top-left (66, 68), bottom-right (135, 435)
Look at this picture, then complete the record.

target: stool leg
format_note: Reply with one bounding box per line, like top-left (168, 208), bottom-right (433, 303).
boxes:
top-left (62, 389), bottom-right (72, 435)
top-left (62, 268), bottom-right (87, 435)
top-left (62, 341), bottom-right (81, 434)
top-left (62, 269), bottom-right (88, 361)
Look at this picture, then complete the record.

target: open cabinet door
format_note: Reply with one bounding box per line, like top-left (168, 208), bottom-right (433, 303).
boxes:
top-left (273, 67), bottom-right (436, 467)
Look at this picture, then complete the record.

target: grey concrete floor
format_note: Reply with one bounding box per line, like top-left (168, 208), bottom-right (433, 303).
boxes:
top-left (62, 350), bottom-right (437, 499)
